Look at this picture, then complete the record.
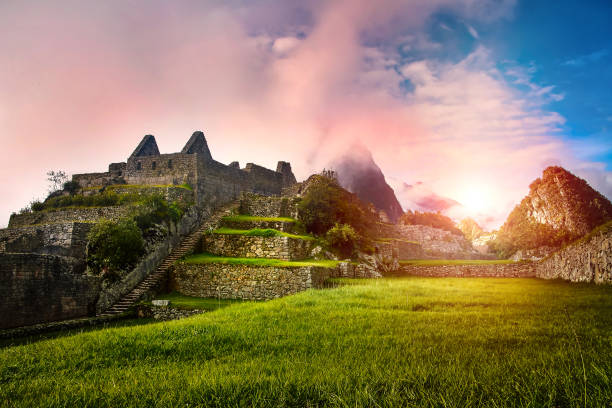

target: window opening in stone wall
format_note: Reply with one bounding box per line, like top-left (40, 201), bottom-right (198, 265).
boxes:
top-left (136, 162), bottom-right (142, 170)
top-left (168, 159), bottom-right (173, 169)
top-left (152, 161), bottom-right (157, 170)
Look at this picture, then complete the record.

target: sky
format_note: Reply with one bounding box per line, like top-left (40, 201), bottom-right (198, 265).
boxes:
top-left (1, 0), bottom-right (611, 229)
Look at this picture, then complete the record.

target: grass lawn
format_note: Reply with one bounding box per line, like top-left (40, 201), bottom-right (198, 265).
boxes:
top-left (180, 252), bottom-right (340, 268)
top-left (1, 278), bottom-right (610, 407)
top-left (149, 292), bottom-right (249, 311)
top-left (213, 227), bottom-right (314, 241)
top-left (221, 215), bottom-right (296, 223)
top-left (400, 259), bottom-right (521, 266)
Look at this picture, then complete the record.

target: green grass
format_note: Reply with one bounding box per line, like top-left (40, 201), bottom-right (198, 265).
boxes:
top-left (148, 292), bottom-right (248, 311)
top-left (221, 215), bottom-right (296, 223)
top-left (1, 278), bottom-right (610, 407)
top-left (213, 227), bottom-right (314, 240)
top-left (400, 259), bottom-right (520, 266)
top-left (181, 253), bottom-right (339, 268)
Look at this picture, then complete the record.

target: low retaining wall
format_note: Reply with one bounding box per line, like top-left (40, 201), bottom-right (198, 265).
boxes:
top-left (170, 263), bottom-right (330, 300)
top-left (400, 263), bottom-right (536, 278)
top-left (202, 234), bottom-right (312, 261)
top-left (8, 206), bottom-right (130, 228)
top-left (536, 229), bottom-right (612, 284)
top-left (220, 219), bottom-right (295, 232)
top-left (0, 254), bottom-right (101, 329)
top-left (238, 193), bottom-right (299, 218)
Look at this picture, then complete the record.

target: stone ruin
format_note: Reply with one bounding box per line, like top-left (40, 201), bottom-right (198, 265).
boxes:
top-left (0, 131), bottom-right (298, 329)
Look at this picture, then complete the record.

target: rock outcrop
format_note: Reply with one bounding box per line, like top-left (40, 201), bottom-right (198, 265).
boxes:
top-left (494, 166), bottom-right (612, 258)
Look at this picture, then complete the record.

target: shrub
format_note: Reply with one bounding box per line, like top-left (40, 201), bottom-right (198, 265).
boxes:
top-left (326, 223), bottom-right (359, 259)
top-left (30, 200), bottom-right (45, 212)
top-left (134, 194), bottom-right (186, 229)
top-left (298, 174), bottom-right (374, 236)
top-left (63, 180), bottom-right (80, 195)
top-left (86, 218), bottom-right (145, 276)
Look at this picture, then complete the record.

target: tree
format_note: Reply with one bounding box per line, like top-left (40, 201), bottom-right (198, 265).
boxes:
top-left (46, 170), bottom-right (67, 193)
top-left (87, 218), bottom-right (145, 277)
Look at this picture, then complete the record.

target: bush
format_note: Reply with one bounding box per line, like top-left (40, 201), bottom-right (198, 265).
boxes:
top-left (298, 175), bottom-right (374, 236)
top-left (63, 180), bottom-right (80, 195)
top-left (326, 223), bottom-right (359, 259)
top-left (87, 218), bottom-right (145, 276)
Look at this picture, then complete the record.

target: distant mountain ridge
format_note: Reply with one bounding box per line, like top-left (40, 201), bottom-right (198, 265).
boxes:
top-left (332, 145), bottom-right (404, 223)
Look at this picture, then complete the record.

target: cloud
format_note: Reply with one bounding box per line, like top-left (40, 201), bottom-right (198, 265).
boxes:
top-left (0, 0), bottom-right (608, 229)
top-left (466, 24), bottom-right (479, 39)
top-left (562, 49), bottom-right (609, 67)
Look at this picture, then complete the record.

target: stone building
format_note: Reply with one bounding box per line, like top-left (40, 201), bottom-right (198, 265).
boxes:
top-left (73, 131), bottom-right (297, 208)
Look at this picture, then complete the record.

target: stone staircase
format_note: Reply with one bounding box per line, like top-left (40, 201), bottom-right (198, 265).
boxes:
top-left (99, 201), bottom-right (239, 316)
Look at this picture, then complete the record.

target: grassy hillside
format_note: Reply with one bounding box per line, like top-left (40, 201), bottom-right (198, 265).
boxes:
top-left (1, 278), bottom-right (611, 407)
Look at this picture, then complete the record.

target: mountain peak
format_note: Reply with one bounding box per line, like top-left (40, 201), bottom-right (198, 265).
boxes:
top-left (332, 144), bottom-right (404, 223)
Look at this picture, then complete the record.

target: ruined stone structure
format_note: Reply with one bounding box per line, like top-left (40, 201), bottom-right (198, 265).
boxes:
top-left (0, 131), bottom-right (297, 329)
top-left (72, 131), bottom-right (296, 208)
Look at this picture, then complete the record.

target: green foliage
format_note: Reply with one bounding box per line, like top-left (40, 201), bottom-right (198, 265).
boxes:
top-left (325, 223), bottom-right (359, 259)
top-left (298, 174), bottom-right (374, 236)
top-left (1, 278), bottom-right (611, 406)
top-left (62, 180), bottom-right (80, 195)
top-left (399, 210), bottom-right (463, 235)
top-left (181, 253), bottom-right (339, 268)
top-left (86, 219), bottom-right (145, 277)
top-left (133, 194), bottom-right (186, 230)
top-left (38, 190), bottom-right (141, 211)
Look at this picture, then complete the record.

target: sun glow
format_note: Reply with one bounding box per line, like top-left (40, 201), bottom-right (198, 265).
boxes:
top-left (457, 184), bottom-right (493, 214)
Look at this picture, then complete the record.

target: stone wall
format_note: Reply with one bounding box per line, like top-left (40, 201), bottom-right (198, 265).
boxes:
top-left (8, 206), bottom-right (130, 228)
top-left (238, 194), bottom-right (300, 218)
top-left (202, 234), bottom-right (313, 261)
top-left (0, 222), bottom-right (91, 259)
top-left (536, 228), bottom-right (612, 284)
top-left (221, 218), bottom-right (295, 232)
top-left (126, 153), bottom-right (198, 187)
top-left (399, 263), bottom-right (536, 278)
top-left (170, 263), bottom-right (330, 300)
top-left (0, 254), bottom-right (101, 329)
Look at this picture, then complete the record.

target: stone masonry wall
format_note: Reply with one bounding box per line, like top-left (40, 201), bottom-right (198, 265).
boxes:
top-left (0, 254), bottom-right (101, 329)
top-left (8, 206), bottom-right (130, 228)
top-left (400, 263), bottom-right (536, 278)
top-left (126, 153), bottom-right (198, 187)
top-left (0, 222), bottom-right (91, 259)
top-left (202, 234), bottom-right (313, 261)
top-left (536, 228), bottom-right (612, 284)
top-left (170, 263), bottom-right (330, 300)
top-left (239, 194), bottom-right (300, 218)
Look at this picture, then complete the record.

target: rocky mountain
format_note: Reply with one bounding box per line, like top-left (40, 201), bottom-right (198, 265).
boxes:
top-left (492, 166), bottom-right (612, 258)
top-left (332, 144), bottom-right (404, 223)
